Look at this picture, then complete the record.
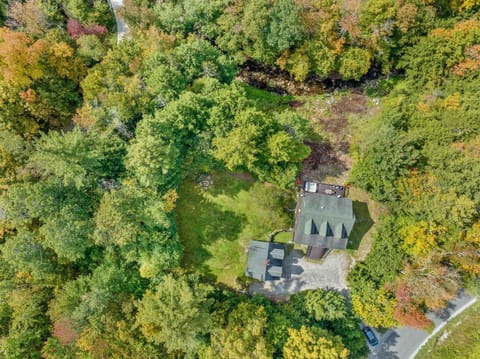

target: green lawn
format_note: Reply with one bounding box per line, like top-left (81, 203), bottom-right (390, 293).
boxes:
top-left (416, 300), bottom-right (480, 359)
top-left (273, 231), bottom-right (293, 243)
top-left (240, 83), bottom-right (293, 113)
top-left (346, 186), bottom-right (388, 260)
top-left (175, 172), bottom-right (290, 288)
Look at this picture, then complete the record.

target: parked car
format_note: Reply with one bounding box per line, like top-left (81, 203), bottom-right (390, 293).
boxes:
top-left (362, 327), bottom-right (379, 347)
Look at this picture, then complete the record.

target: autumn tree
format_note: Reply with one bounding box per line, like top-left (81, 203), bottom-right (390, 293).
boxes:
top-left (444, 222), bottom-right (480, 275)
top-left (7, 0), bottom-right (48, 36)
top-left (0, 29), bottom-right (85, 135)
top-left (392, 283), bottom-right (431, 329)
top-left (118, 0), bottom-right (156, 32)
top-left (48, 257), bottom-right (147, 349)
top-left (351, 286), bottom-right (398, 328)
top-left (209, 302), bottom-right (274, 359)
top-left (283, 326), bottom-right (349, 359)
top-left (399, 255), bottom-right (460, 311)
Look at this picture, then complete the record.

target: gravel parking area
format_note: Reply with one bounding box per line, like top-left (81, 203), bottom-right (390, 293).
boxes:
top-left (249, 248), bottom-right (351, 301)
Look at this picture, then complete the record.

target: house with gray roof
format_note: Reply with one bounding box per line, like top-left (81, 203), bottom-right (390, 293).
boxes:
top-left (245, 240), bottom-right (285, 281)
top-left (294, 191), bottom-right (355, 259)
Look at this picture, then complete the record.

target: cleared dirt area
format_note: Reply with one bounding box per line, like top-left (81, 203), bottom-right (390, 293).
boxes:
top-left (297, 91), bottom-right (372, 185)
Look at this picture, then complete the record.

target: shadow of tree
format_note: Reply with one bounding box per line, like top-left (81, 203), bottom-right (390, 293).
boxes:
top-left (176, 185), bottom-right (247, 280)
top-left (348, 201), bottom-right (374, 250)
top-left (205, 172), bottom-right (253, 197)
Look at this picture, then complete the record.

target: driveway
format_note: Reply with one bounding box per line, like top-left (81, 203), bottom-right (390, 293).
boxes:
top-left (249, 249), bottom-right (350, 301)
top-left (368, 293), bottom-right (477, 359)
top-left (107, 0), bottom-right (129, 43)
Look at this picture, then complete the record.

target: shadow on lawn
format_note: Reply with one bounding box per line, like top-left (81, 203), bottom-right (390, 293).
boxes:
top-left (205, 172), bottom-right (254, 197)
top-left (347, 200), bottom-right (374, 250)
top-left (177, 189), bottom-right (247, 280)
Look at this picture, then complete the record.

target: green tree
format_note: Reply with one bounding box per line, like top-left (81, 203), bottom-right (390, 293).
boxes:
top-left (61, 0), bottom-right (113, 27)
top-left (338, 48), bottom-right (372, 80)
top-left (94, 183), bottom-right (181, 278)
top-left (1, 229), bottom-right (58, 283)
top-left (76, 34), bottom-right (107, 63)
top-left (153, 0), bottom-right (227, 37)
top-left (212, 108), bottom-right (309, 187)
top-left (241, 0), bottom-right (273, 62)
top-left (1, 288), bottom-right (51, 358)
top-left (143, 38), bottom-right (237, 102)
top-left (304, 289), bottom-right (348, 321)
top-left (330, 316), bottom-right (369, 359)
top-left (80, 41), bottom-right (148, 129)
top-left (49, 258), bottom-right (146, 339)
top-left (0, 125), bottom-right (30, 184)
top-left (137, 274), bottom-right (213, 354)
top-left (267, 0), bottom-right (304, 53)
top-left (28, 127), bottom-right (125, 188)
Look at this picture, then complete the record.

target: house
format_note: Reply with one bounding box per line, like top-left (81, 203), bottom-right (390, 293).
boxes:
top-left (245, 240), bottom-right (285, 281)
top-left (293, 182), bottom-right (355, 259)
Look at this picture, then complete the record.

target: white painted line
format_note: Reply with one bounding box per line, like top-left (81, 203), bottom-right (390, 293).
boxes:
top-left (409, 296), bottom-right (478, 359)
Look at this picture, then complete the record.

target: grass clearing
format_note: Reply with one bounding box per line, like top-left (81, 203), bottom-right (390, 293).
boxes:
top-left (273, 231), bottom-right (293, 243)
top-left (416, 300), bottom-right (480, 359)
top-left (346, 186), bottom-right (388, 260)
top-left (175, 171), bottom-right (290, 288)
top-left (240, 83), bottom-right (293, 113)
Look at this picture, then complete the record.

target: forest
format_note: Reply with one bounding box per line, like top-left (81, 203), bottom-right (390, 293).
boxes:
top-left (0, 0), bottom-right (478, 358)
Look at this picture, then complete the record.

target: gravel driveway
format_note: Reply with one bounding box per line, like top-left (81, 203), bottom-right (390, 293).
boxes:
top-left (249, 248), bottom-right (351, 300)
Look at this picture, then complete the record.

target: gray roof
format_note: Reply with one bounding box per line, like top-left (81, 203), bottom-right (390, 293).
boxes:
top-left (294, 193), bottom-right (355, 249)
top-left (245, 240), bottom-right (285, 281)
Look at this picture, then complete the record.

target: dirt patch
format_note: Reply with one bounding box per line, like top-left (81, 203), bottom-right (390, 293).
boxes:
top-left (302, 141), bottom-right (345, 173)
top-left (296, 92), bottom-right (372, 184)
top-left (317, 115), bottom-right (349, 134)
top-left (331, 93), bottom-right (368, 115)
top-left (288, 99), bottom-right (305, 108)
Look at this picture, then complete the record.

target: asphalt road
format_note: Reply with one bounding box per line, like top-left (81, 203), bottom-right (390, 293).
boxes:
top-left (368, 292), bottom-right (476, 359)
top-left (107, 0), bottom-right (129, 43)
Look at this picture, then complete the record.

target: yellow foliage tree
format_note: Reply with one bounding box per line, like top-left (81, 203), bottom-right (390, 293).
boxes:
top-left (401, 221), bottom-right (447, 257)
top-left (283, 326), bottom-right (349, 359)
top-left (450, 0), bottom-right (480, 11)
top-left (351, 288), bottom-right (398, 328)
top-left (0, 28), bottom-right (47, 87)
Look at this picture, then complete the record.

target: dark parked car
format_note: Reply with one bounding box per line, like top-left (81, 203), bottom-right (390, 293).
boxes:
top-left (362, 327), bottom-right (379, 347)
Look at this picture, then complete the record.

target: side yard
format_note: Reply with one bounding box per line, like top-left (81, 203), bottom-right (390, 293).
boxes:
top-left (175, 172), bottom-right (292, 288)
